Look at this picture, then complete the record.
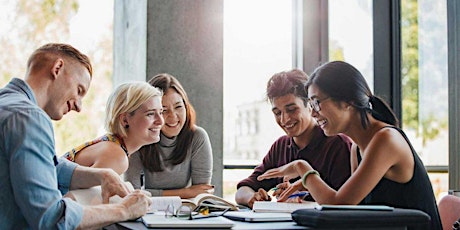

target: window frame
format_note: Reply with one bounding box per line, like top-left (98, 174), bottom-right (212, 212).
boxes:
top-left (447, 0), bottom-right (460, 190)
top-left (223, 0), bottom-right (460, 191)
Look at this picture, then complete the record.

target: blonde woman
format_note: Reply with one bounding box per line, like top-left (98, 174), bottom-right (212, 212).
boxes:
top-left (62, 81), bottom-right (164, 175)
top-left (125, 73), bottom-right (213, 198)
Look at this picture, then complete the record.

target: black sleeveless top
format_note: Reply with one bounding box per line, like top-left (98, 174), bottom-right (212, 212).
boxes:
top-left (357, 126), bottom-right (442, 230)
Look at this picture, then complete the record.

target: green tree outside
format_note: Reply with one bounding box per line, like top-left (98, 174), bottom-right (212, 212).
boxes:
top-left (401, 0), bottom-right (447, 147)
top-left (0, 0), bottom-right (113, 155)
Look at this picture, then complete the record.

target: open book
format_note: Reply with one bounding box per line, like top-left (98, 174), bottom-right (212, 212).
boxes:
top-left (181, 193), bottom-right (239, 211)
top-left (253, 201), bottom-right (318, 213)
top-left (149, 193), bottom-right (239, 212)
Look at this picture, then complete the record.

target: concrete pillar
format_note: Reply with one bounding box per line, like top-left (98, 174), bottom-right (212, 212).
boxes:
top-left (113, 0), bottom-right (147, 84)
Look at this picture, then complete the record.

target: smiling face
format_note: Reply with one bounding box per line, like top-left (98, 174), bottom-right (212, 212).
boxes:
top-left (46, 60), bottom-right (91, 120)
top-left (125, 96), bottom-right (164, 145)
top-left (271, 94), bottom-right (315, 143)
top-left (307, 84), bottom-right (352, 136)
top-left (161, 88), bottom-right (187, 138)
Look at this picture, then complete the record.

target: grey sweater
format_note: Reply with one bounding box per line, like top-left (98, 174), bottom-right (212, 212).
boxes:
top-left (124, 126), bottom-right (213, 196)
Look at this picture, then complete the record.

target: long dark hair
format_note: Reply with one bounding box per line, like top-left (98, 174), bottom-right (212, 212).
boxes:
top-left (306, 61), bottom-right (398, 129)
top-left (139, 73), bottom-right (196, 172)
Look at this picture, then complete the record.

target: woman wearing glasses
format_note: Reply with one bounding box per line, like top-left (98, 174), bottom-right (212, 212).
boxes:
top-left (258, 61), bottom-right (442, 230)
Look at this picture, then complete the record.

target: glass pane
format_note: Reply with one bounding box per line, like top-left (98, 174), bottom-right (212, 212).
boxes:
top-left (401, 1), bottom-right (448, 165)
top-left (223, 169), bottom-right (255, 201)
top-left (223, 0), bottom-right (293, 200)
top-left (0, 0), bottom-right (113, 155)
top-left (328, 0), bottom-right (374, 89)
top-left (401, 0), bottom-right (448, 199)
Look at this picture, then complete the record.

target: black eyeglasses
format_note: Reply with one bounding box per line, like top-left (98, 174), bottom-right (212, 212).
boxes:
top-left (308, 97), bottom-right (331, 113)
top-left (165, 204), bottom-right (230, 220)
top-left (453, 218), bottom-right (460, 230)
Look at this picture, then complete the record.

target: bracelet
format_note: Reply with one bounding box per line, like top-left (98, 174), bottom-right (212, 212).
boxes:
top-left (301, 170), bottom-right (320, 188)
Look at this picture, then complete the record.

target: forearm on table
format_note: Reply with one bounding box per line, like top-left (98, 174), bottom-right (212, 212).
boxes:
top-left (191, 176), bottom-right (212, 185)
top-left (77, 204), bottom-right (127, 230)
top-left (162, 188), bottom-right (188, 197)
top-left (161, 187), bottom-right (204, 199)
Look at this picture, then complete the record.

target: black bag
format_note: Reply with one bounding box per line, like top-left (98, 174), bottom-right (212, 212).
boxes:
top-left (291, 208), bottom-right (431, 230)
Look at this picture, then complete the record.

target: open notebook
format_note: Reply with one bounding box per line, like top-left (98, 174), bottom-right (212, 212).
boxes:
top-left (141, 213), bottom-right (234, 228)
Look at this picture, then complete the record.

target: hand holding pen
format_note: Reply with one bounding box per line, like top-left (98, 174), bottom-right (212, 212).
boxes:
top-left (275, 179), bottom-right (308, 202)
top-left (270, 181), bottom-right (291, 198)
top-left (284, 192), bottom-right (310, 203)
top-left (287, 191), bottom-right (309, 199)
top-left (248, 188), bottom-right (272, 208)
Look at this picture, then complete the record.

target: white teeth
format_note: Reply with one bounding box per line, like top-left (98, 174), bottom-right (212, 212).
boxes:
top-left (285, 124), bottom-right (295, 128)
top-left (316, 119), bottom-right (327, 126)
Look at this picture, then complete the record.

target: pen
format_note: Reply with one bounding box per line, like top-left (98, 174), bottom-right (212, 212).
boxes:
top-left (287, 191), bottom-right (309, 199)
top-left (270, 187), bottom-right (278, 192)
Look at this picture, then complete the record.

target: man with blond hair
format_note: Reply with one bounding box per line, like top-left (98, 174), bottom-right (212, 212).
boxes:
top-left (0, 43), bottom-right (151, 229)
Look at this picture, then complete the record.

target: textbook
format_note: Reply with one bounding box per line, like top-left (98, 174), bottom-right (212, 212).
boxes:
top-left (252, 201), bottom-right (318, 213)
top-left (153, 193), bottom-right (239, 211)
top-left (181, 193), bottom-right (239, 211)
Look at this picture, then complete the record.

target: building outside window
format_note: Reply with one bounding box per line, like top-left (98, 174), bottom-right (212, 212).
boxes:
top-left (223, 0), bottom-right (293, 200)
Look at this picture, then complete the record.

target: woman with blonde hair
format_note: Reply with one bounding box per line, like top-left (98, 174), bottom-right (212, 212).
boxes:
top-left (62, 81), bottom-right (164, 175)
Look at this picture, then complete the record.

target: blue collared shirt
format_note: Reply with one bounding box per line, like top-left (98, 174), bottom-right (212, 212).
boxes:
top-left (0, 78), bottom-right (83, 229)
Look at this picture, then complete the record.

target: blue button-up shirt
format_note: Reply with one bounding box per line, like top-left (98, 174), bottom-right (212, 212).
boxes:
top-left (0, 78), bottom-right (83, 229)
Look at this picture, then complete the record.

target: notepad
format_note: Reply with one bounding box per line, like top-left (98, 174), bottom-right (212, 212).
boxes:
top-left (252, 201), bottom-right (318, 213)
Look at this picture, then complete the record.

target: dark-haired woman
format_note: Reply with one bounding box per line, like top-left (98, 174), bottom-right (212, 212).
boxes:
top-left (258, 61), bottom-right (442, 230)
top-left (125, 73), bottom-right (213, 199)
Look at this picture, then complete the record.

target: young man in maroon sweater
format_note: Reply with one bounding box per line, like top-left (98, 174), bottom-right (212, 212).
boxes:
top-left (235, 69), bottom-right (352, 208)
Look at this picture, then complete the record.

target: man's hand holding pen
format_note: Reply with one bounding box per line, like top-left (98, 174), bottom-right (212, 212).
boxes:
top-left (271, 180), bottom-right (295, 199)
top-left (248, 180), bottom-right (309, 208)
top-left (248, 188), bottom-right (272, 208)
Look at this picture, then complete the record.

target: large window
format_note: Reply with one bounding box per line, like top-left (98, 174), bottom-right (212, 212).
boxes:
top-left (401, 0), bottom-right (448, 198)
top-left (0, 0), bottom-right (114, 155)
top-left (223, 0), bottom-right (294, 201)
top-left (328, 0), bottom-right (373, 88)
